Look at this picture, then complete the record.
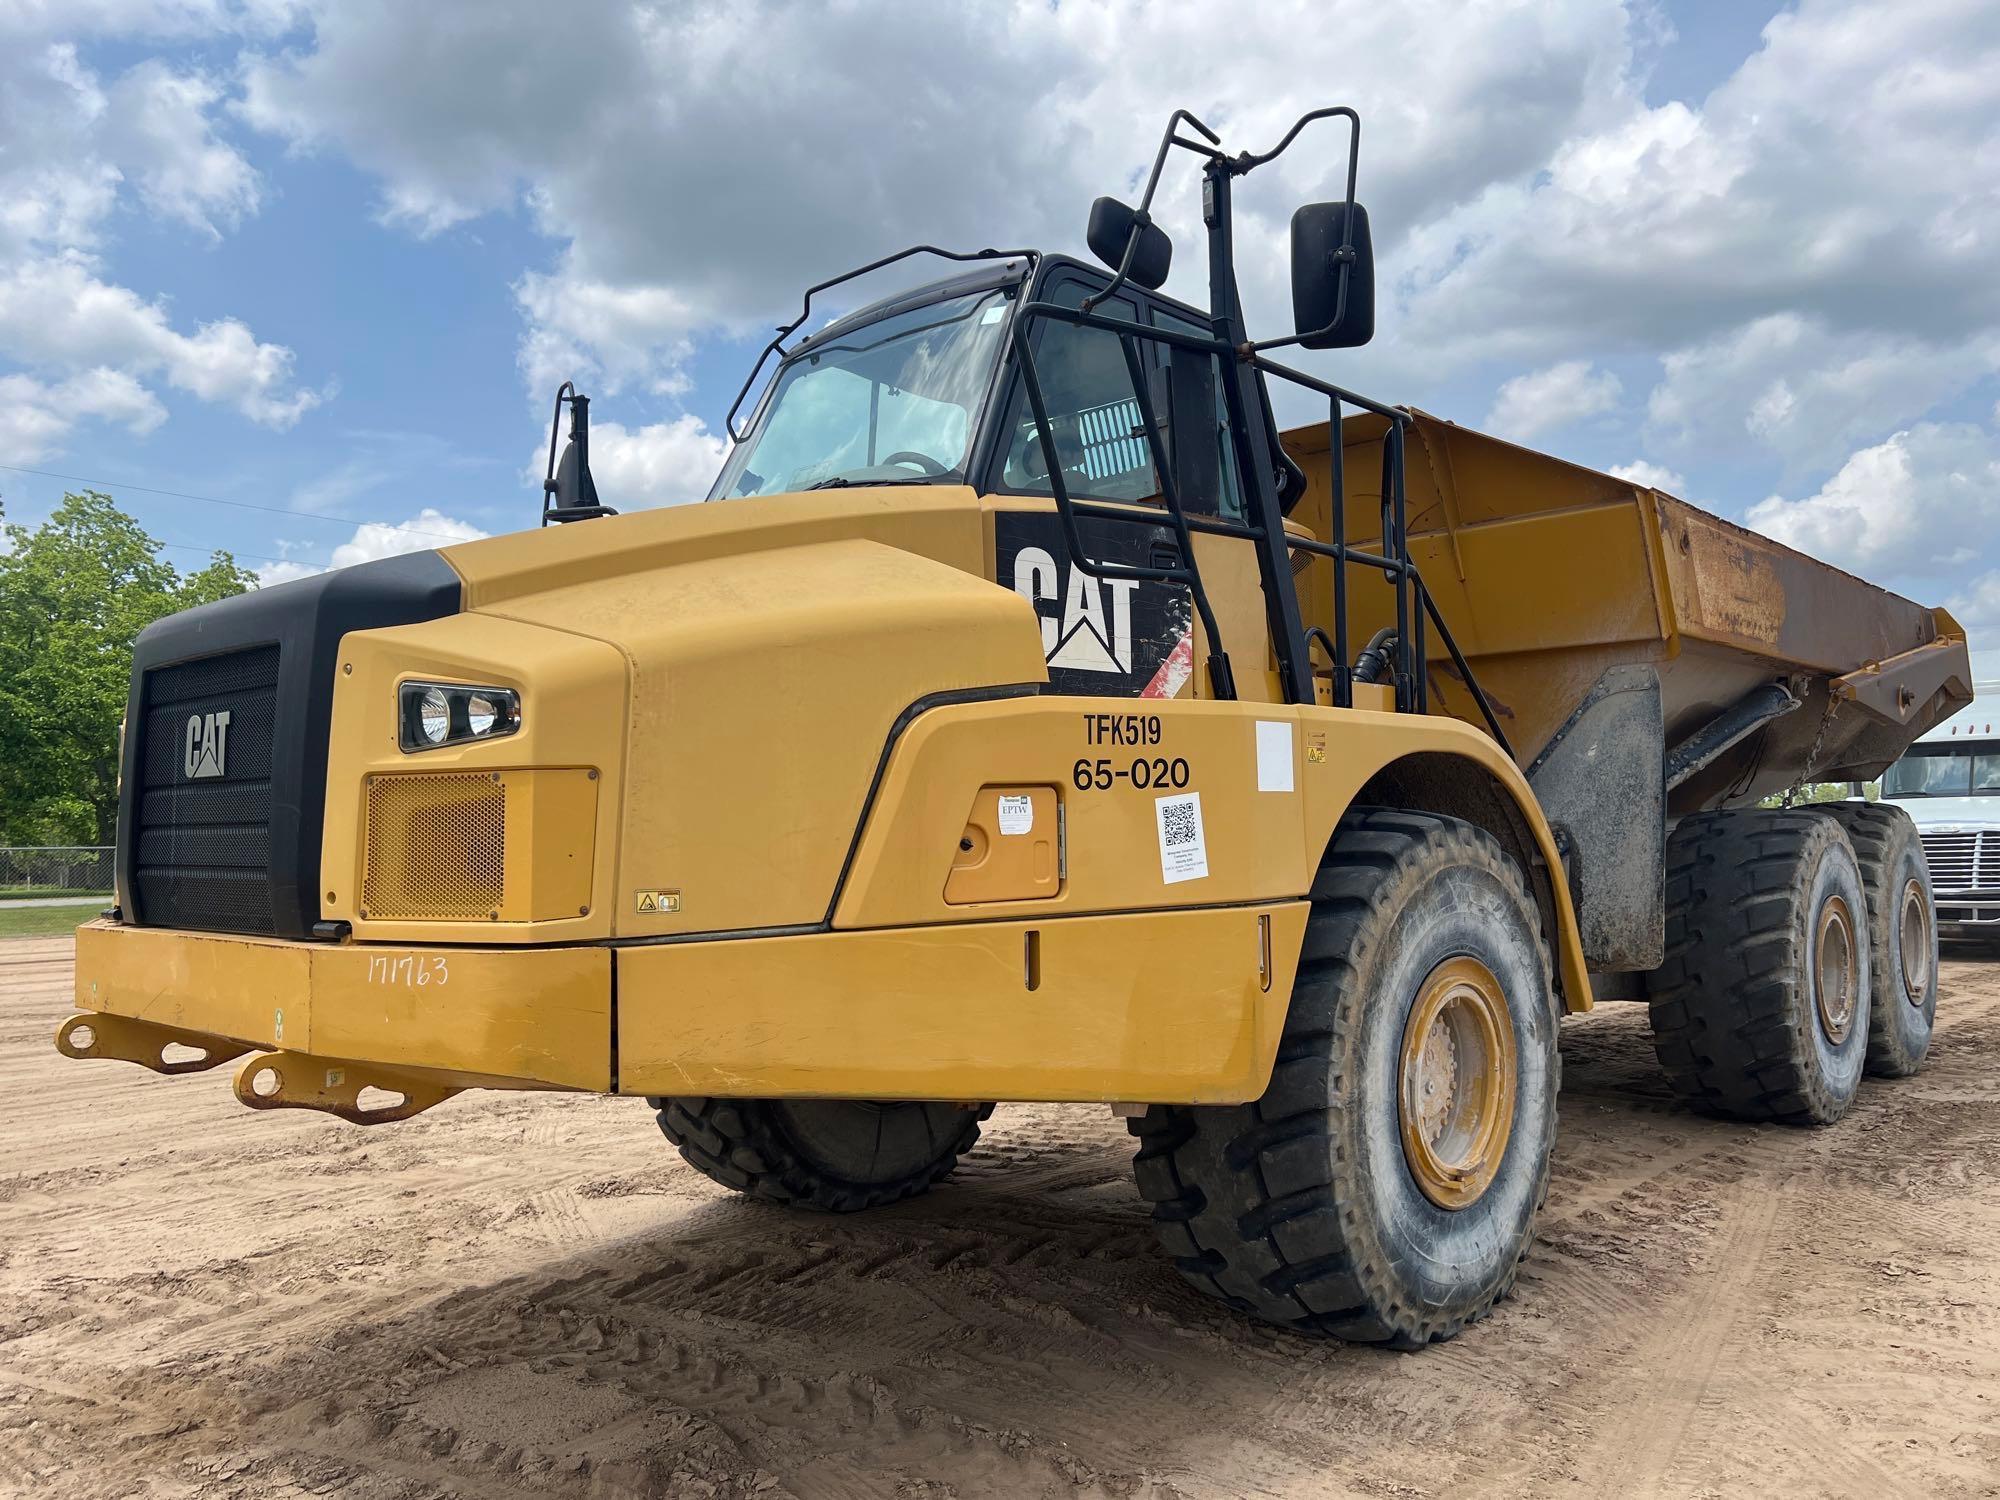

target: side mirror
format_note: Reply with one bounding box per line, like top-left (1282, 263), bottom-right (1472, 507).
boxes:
top-left (541, 386), bottom-right (617, 525)
top-left (1290, 201), bottom-right (1374, 349)
top-left (1087, 196), bottom-right (1172, 291)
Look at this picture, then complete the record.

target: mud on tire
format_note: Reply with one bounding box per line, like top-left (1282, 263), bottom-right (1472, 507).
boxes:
top-left (1817, 801), bottom-right (1937, 1077)
top-left (651, 1097), bottom-right (993, 1212)
top-left (1646, 809), bottom-right (1871, 1124)
top-left (1128, 807), bottom-right (1560, 1349)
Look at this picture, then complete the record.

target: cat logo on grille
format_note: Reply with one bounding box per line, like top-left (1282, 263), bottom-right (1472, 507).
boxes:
top-left (183, 710), bottom-right (231, 779)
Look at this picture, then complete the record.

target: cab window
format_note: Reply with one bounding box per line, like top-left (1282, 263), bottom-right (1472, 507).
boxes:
top-left (994, 278), bottom-right (1159, 502)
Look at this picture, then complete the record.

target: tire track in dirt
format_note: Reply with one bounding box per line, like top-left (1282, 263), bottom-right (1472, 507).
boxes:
top-left (7, 939), bottom-right (2000, 1497)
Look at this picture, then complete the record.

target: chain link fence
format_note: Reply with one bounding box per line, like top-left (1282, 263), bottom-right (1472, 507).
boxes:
top-left (0, 846), bottom-right (115, 899)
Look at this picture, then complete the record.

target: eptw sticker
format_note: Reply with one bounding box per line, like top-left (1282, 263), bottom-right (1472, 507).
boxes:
top-left (997, 512), bottom-right (1193, 698)
top-left (1155, 792), bottom-right (1209, 884)
top-left (997, 794), bottom-right (1034, 835)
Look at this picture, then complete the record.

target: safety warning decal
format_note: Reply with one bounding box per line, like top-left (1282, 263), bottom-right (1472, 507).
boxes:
top-left (1155, 791), bottom-right (1209, 884)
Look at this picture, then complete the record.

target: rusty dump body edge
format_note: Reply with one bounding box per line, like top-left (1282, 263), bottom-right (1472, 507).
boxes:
top-left (1281, 410), bottom-right (1971, 812)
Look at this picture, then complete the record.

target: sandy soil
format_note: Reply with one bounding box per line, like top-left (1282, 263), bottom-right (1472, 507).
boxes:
top-left (3, 935), bottom-right (1998, 1499)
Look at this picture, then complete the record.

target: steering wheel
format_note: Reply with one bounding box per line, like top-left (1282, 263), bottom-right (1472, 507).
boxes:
top-left (880, 450), bottom-right (949, 476)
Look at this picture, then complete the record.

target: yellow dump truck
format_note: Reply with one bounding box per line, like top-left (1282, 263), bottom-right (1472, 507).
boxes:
top-left (59, 108), bottom-right (1969, 1347)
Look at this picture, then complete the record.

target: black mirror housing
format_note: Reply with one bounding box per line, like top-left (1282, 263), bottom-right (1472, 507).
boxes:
top-left (1290, 201), bottom-right (1374, 349)
top-left (1087, 196), bottom-right (1172, 290)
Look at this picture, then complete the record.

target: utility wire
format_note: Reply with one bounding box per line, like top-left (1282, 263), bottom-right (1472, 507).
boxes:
top-left (155, 539), bottom-right (309, 569)
top-left (0, 461), bottom-right (477, 543)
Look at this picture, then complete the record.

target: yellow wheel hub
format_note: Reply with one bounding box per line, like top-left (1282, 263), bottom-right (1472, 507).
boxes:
top-left (1398, 956), bottom-right (1517, 1211)
top-left (1814, 893), bottom-right (1859, 1044)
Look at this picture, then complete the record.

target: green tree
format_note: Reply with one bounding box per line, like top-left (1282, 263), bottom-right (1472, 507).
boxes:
top-left (0, 492), bottom-right (255, 846)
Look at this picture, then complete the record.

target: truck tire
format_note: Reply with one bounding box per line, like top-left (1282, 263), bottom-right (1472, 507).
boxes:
top-left (650, 1097), bottom-right (993, 1212)
top-left (1816, 802), bottom-right (1937, 1077)
top-left (1646, 810), bottom-right (1870, 1124)
top-left (1127, 808), bottom-right (1559, 1348)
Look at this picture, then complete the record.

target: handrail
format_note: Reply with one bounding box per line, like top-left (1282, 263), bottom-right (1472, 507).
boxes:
top-left (1006, 291), bottom-right (1512, 754)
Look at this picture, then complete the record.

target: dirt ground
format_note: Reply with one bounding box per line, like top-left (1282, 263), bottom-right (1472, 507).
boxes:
top-left (2, 936), bottom-right (1997, 1499)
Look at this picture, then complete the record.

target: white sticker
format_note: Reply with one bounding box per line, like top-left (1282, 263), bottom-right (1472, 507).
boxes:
top-left (997, 793), bottom-right (1035, 836)
top-left (980, 303), bottom-right (1007, 324)
top-left (1155, 792), bottom-right (1209, 884)
top-left (1255, 720), bottom-right (1295, 793)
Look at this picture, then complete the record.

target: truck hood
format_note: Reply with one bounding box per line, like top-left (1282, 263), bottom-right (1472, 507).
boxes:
top-left (1881, 796), bottom-right (2000, 831)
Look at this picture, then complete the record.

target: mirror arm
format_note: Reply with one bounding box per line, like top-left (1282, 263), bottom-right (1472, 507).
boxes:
top-left (1082, 108), bottom-right (1221, 314)
top-left (539, 381), bottom-right (574, 528)
top-left (1235, 106), bottom-right (1365, 352)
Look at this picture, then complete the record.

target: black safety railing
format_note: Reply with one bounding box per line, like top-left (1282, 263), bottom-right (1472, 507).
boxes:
top-left (1008, 300), bottom-right (1512, 758)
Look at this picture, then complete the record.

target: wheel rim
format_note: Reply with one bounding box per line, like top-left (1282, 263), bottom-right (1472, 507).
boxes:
top-left (1814, 894), bottom-right (1859, 1044)
top-left (1898, 878), bottom-right (1932, 1006)
top-left (1398, 956), bottom-right (1517, 1211)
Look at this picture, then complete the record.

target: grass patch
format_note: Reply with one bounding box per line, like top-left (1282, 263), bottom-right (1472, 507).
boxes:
top-left (0, 887), bottom-right (110, 902)
top-left (0, 905), bottom-right (99, 939)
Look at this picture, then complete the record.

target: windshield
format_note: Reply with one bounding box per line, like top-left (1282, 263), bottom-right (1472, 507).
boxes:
top-left (709, 288), bottom-right (1011, 499)
top-left (1881, 744), bottom-right (2000, 798)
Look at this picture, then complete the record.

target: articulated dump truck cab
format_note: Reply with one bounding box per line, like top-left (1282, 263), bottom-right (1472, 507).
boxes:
top-left (61, 107), bottom-right (1971, 1348)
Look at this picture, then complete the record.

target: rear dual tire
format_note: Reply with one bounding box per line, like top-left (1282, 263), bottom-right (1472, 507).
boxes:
top-left (1128, 809), bottom-right (1559, 1348)
top-left (1646, 810), bottom-right (1872, 1125)
top-left (1818, 802), bottom-right (1937, 1077)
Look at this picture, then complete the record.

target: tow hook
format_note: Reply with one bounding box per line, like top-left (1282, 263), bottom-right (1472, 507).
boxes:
top-left (55, 1013), bottom-right (251, 1075)
top-left (231, 1050), bottom-right (461, 1125)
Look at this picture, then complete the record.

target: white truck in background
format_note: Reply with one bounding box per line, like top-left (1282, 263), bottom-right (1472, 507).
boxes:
top-left (1879, 683), bottom-right (2000, 939)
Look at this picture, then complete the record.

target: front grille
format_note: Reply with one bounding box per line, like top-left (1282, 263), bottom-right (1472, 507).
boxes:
top-left (1919, 829), bottom-right (2000, 893)
top-left (132, 645), bottom-right (279, 933)
top-left (363, 773), bottom-right (507, 920)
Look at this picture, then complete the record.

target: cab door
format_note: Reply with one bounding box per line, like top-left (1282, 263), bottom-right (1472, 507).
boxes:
top-left (982, 270), bottom-right (1283, 702)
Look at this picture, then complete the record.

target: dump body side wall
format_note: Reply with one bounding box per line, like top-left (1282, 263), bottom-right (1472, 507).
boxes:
top-left (1279, 411), bottom-right (1968, 804)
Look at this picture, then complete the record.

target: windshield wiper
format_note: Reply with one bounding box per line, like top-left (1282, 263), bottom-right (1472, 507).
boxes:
top-left (805, 474), bottom-right (952, 490)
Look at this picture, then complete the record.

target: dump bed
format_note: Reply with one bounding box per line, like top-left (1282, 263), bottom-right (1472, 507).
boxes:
top-left (1281, 411), bottom-right (1971, 813)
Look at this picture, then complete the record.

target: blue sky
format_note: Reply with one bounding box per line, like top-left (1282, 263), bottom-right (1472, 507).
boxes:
top-left (2, 0), bottom-right (1997, 665)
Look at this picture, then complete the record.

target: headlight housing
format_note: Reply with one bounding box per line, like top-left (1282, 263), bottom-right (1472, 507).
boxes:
top-left (398, 681), bottom-right (521, 752)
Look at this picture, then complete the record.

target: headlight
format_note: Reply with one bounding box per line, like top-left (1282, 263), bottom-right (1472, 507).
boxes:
top-left (399, 681), bottom-right (521, 752)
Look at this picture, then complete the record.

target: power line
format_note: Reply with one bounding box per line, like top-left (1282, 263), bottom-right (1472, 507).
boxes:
top-left (155, 539), bottom-right (309, 569)
top-left (0, 461), bottom-right (478, 543)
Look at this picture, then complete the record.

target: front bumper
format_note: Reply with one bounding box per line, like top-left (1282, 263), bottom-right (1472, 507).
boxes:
top-left (63, 902), bottom-right (1305, 1119)
top-left (70, 920), bottom-right (612, 1092)
top-left (1936, 895), bottom-right (2000, 934)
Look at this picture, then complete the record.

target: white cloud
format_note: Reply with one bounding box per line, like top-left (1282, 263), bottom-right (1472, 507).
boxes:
top-left (1401, 0), bottom-right (2000, 365)
top-left (236, 0), bottom-right (1637, 406)
top-left (102, 60), bottom-right (260, 237)
top-left (0, 23), bottom-right (316, 460)
top-left (0, 367), bottom-right (167, 461)
top-left (1948, 569), bottom-right (2000, 637)
top-left (1645, 313), bottom-right (1998, 473)
top-left (1745, 422), bottom-right (2000, 579)
top-left (1484, 360), bottom-right (1621, 442)
top-left (255, 506), bottom-right (488, 587)
top-left (0, 254), bottom-right (322, 427)
top-left (527, 415), bottom-right (727, 511)
top-left (514, 265), bottom-right (698, 399)
top-left (1608, 458), bottom-right (1685, 492)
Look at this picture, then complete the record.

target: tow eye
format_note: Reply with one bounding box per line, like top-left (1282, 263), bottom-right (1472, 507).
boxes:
top-left (232, 1051), bottom-right (461, 1125)
top-left (55, 1013), bottom-right (251, 1075)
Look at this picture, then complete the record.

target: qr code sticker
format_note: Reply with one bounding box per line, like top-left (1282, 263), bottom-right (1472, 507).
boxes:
top-left (1155, 792), bottom-right (1208, 883)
